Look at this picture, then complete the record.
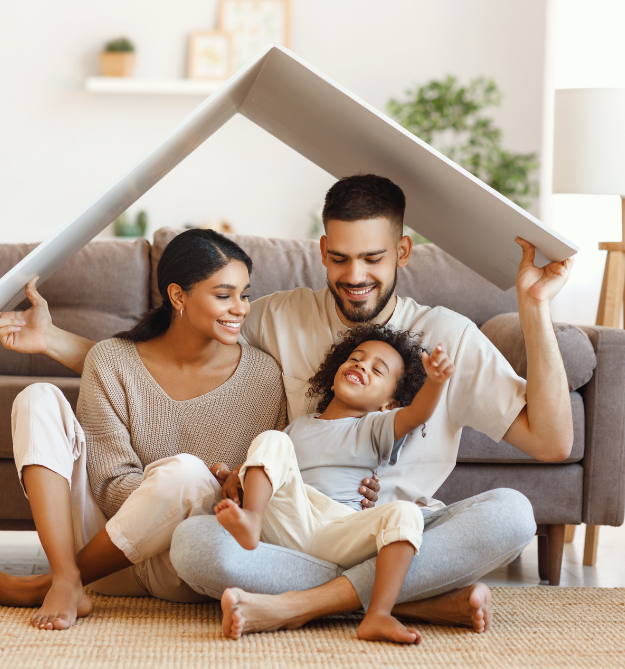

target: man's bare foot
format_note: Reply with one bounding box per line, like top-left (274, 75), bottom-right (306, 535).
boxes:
top-left (30, 574), bottom-right (93, 630)
top-left (357, 611), bottom-right (421, 644)
top-left (393, 583), bottom-right (492, 633)
top-left (0, 570), bottom-right (92, 630)
top-left (215, 499), bottom-right (262, 550)
top-left (221, 587), bottom-right (313, 639)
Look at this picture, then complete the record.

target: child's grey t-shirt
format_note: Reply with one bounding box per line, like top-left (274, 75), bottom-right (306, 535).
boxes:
top-left (283, 408), bottom-right (406, 511)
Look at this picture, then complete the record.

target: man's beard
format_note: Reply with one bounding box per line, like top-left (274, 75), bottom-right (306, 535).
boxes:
top-left (328, 268), bottom-right (398, 324)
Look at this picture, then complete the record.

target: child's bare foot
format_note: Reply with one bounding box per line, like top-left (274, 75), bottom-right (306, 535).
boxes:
top-left (357, 611), bottom-right (421, 644)
top-left (215, 499), bottom-right (262, 550)
top-left (30, 574), bottom-right (93, 630)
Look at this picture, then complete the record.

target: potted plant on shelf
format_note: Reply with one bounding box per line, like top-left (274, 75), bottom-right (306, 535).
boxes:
top-left (100, 37), bottom-right (136, 77)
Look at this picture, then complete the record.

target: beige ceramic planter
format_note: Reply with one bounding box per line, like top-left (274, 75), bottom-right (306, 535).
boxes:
top-left (100, 52), bottom-right (135, 77)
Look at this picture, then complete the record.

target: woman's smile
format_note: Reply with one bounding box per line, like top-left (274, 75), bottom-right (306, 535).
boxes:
top-left (217, 319), bottom-right (242, 333)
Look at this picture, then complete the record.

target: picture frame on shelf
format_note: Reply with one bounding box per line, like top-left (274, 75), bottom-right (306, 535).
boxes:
top-left (187, 31), bottom-right (232, 80)
top-left (219, 0), bottom-right (290, 72)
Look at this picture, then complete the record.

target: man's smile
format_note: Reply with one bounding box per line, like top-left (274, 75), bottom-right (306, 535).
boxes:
top-left (340, 285), bottom-right (377, 302)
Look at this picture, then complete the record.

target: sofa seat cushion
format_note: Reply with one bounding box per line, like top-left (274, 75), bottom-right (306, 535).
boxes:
top-left (0, 377), bottom-right (80, 458)
top-left (434, 463), bottom-right (583, 525)
top-left (481, 312), bottom-right (597, 391)
top-left (0, 238), bottom-right (151, 377)
top-left (458, 391), bottom-right (584, 464)
top-left (150, 229), bottom-right (517, 325)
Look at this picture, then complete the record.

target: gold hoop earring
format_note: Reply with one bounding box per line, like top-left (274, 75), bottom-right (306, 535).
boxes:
top-left (180, 308), bottom-right (183, 317)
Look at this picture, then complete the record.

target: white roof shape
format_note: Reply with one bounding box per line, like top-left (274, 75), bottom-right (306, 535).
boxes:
top-left (0, 45), bottom-right (577, 310)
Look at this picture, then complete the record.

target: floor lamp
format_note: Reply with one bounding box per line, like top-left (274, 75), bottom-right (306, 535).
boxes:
top-left (553, 87), bottom-right (625, 566)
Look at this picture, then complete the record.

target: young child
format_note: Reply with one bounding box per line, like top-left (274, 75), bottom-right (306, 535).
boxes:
top-left (214, 324), bottom-right (454, 644)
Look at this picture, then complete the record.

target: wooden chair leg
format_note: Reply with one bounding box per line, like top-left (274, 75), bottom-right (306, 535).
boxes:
top-left (596, 251), bottom-right (625, 327)
top-left (547, 524), bottom-right (565, 586)
top-left (564, 525), bottom-right (576, 543)
top-left (583, 525), bottom-right (600, 566)
top-left (538, 535), bottom-right (550, 581)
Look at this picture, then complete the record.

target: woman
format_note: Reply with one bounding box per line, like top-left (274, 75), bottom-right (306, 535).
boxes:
top-left (0, 229), bottom-right (286, 630)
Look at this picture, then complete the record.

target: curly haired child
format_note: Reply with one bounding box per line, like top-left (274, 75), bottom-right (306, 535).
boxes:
top-left (215, 324), bottom-right (455, 644)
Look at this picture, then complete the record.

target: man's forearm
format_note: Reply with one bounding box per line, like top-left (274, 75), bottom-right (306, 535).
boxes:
top-left (47, 326), bottom-right (96, 375)
top-left (511, 299), bottom-right (573, 460)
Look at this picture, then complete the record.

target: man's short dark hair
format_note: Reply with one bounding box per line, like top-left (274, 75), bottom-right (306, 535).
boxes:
top-left (322, 174), bottom-right (406, 239)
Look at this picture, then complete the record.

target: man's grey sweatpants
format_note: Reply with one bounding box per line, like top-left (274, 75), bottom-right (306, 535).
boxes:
top-left (169, 488), bottom-right (536, 610)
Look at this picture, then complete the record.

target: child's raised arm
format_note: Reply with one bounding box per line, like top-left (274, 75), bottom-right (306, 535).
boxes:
top-left (394, 344), bottom-right (454, 440)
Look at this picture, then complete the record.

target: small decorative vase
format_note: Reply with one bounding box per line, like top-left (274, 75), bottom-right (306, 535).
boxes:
top-left (100, 52), bottom-right (135, 77)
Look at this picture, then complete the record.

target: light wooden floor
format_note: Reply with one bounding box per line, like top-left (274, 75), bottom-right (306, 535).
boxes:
top-left (1, 524), bottom-right (625, 585)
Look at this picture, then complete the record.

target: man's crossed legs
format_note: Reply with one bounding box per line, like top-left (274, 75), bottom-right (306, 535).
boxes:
top-left (170, 487), bottom-right (536, 638)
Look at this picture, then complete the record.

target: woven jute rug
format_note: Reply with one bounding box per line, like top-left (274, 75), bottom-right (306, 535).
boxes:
top-left (0, 587), bottom-right (624, 668)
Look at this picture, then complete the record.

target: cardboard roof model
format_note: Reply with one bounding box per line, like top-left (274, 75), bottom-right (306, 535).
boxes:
top-left (0, 45), bottom-right (577, 310)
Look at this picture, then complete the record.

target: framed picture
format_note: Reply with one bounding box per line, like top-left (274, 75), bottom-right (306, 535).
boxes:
top-left (219, 0), bottom-right (290, 72)
top-left (188, 31), bottom-right (232, 80)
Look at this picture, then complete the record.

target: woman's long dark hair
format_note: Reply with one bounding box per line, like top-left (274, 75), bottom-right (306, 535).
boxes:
top-left (115, 228), bottom-right (253, 342)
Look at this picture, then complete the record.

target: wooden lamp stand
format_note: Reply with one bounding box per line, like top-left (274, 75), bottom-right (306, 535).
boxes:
top-left (566, 196), bottom-right (625, 565)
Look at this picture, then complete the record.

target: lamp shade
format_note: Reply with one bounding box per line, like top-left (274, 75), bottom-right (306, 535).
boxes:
top-left (553, 88), bottom-right (625, 196)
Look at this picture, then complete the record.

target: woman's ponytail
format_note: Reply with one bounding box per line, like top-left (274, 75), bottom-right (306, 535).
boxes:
top-left (115, 302), bottom-right (172, 342)
top-left (114, 228), bottom-right (252, 343)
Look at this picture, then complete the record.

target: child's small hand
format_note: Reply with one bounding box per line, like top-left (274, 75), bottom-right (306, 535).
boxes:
top-left (422, 345), bottom-right (454, 384)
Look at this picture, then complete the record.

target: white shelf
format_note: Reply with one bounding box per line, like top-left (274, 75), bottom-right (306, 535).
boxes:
top-left (84, 77), bottom-right (222, 96)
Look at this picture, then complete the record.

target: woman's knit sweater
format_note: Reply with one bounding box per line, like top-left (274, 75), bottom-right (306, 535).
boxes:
top-left (77, 338), bottom-right (286, 518)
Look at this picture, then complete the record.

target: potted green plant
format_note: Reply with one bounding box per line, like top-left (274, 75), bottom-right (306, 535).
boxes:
top-left (113, 210), bottom-right (148, 237)
top-left (100, 37), bottom-right (136, 77)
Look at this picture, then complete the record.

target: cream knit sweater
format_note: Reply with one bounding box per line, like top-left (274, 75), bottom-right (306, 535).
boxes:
top-left (77, 338), bottom-right (287, 519)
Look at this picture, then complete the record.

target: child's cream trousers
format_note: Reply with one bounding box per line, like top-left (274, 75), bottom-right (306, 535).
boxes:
top-left (239, 430), bottom-right (424, 569)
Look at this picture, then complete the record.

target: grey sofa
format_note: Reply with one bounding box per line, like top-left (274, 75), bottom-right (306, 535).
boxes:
top-left (2, 228), bottom-right (624, 587)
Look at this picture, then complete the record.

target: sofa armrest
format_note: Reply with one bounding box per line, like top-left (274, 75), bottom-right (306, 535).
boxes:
top-left (578, 325), bottom-right (625, 527)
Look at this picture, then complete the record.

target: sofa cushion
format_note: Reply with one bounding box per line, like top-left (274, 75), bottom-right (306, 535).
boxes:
top-left (0, 377), bottom-right (81, 458)
top-left (0, 239), bottom-right (151, 376)
top-left (151, 228), bottom-right (517, 326)
top-left (458, 391), bottom-right (584, 464)
top-left (480, 312), bottom-right (597, 391)
top-left (434, 463), bottom-right (584, 525)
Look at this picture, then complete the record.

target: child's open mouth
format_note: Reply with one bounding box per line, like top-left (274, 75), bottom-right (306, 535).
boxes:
top-left (344, 370), bottom-right (364, 384)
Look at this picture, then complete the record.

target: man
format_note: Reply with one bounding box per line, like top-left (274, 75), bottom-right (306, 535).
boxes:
top-left (168, 174), bottom-right (573, 638)
top-left (0, 174), bottom-right (573, 636)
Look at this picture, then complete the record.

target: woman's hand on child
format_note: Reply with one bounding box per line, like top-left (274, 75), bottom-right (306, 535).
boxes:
top-left (422, 345), bottom-right (454, 384)
top-left (222, 464), bottom-right (244, 506)
top-left (210, 462), bottom-right (231, 485)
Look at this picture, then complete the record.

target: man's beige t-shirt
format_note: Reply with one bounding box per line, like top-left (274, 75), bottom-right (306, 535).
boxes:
top-left (242, 286), bottom-right (527, 511)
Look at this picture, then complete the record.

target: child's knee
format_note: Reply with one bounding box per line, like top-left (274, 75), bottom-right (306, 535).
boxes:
top-left (246, 430), bottom-right (294, 461)
top-left (384, 501), bottom-right (424, 531)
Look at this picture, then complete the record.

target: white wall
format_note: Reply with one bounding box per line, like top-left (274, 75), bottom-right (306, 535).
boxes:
top-left (547, 0), bottom-right (625, 326)
top-left (0, 0), bottom-right (547, 244)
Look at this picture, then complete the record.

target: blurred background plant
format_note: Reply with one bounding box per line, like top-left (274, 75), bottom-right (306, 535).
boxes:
top-left (105, 37), bottom-right (135, 53)
top-left (113, 210), bottom-right (147, 236)
top-left (388, 75), bottom-right (539, 211)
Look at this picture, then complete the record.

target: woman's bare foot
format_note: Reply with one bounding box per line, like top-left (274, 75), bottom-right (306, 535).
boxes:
top-left (30, 573), bottom-right (93, 630)
top-left (357, 611), bottom-right (421, 644)
top-left (393, 582), bottom-right (492, 633)
top-left (215, 499), bottom-right (262, 550)
top-left (0, 570), bottom-right (92, 630)
top-left (0, 571), bottom-right (51, 607)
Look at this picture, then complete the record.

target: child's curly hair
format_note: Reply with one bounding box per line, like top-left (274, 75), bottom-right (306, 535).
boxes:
top-left (306, 325), bottom-right (428, 414)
